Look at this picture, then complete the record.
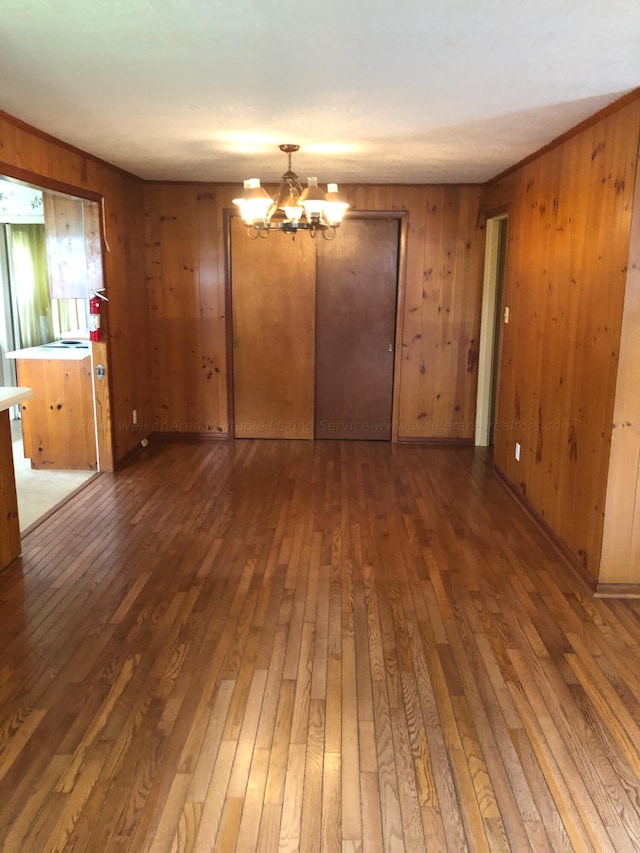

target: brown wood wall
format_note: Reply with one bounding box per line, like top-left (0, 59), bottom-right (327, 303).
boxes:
top-left (483, 98), bottom-right (640, 580)
top-left (143, 182), bottom-right (485, 441)
top-left (3, 99), bottom-right (640, 584)
top-left (144, 184), bottom-right (231, 435)
top-left (0, 113), bottom-right (149, 463)
top-left (600, 127), bottom-right (640, 585)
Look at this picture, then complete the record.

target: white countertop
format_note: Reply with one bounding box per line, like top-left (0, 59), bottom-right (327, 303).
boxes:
top-left (6, 344), bottom-right (91, 361)
top-left (0, 387), bottom-right (33, 412)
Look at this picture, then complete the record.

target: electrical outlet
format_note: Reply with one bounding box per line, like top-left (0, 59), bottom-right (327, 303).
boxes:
top-left (515, 442), bottom-right (521, 461)
top-left (132, 409), bottom-right (137, 425)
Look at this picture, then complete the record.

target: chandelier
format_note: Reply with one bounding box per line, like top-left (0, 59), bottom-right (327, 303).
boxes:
top-left (233, 144), bottom-right (349, 239)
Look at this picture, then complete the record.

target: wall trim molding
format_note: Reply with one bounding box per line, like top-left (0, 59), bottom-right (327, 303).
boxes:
top-left (493, 465), bottom-right (598, 595)
top-left (594, 583), bottom-right (640, 599)
top-left (397, 437), bottom-right (474, 446)
top-left (153, 431), bottom-right (229, 442)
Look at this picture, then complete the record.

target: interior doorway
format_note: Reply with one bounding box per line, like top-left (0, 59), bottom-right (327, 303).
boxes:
top-left (229, 214), bottom-right (402, 441)
top-left (0, 175), bottom-right (109, 528)
top-left (475, 213), bottom-right (508, 447)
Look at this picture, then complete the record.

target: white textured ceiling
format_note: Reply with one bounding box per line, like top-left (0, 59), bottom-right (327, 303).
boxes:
top-left (0, 0), bottom-right (638, 185)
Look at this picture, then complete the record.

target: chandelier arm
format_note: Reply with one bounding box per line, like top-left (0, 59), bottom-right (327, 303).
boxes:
top-left (234, 145), bottom-right (349, 238)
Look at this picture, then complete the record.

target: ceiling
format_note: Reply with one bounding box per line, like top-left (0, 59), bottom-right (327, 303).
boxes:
top-left (0, 0), bottom-right (638, 186)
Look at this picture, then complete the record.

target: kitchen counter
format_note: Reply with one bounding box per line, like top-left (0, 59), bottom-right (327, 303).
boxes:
top-left (0, 386), bottom-right (34, 411)
top-left (8, 349), bottom-right (96, 471)
top-left (0, 386), bottom-right (33, 570)
top-left (6, 342), bottom-right (91, 361)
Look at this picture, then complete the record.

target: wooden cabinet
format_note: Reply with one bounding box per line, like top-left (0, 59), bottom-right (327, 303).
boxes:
top-left (43, 193), bottom-right (103, 299)
top-left (16, 356), bottom-right (97, 470)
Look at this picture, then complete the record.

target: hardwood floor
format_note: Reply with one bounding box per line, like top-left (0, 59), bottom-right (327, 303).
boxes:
top-left (1, 439), bottom-right (640, 851)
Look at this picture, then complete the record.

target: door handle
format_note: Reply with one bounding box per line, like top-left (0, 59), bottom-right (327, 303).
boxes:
top-left (388, 342), bottom-right (393, 353)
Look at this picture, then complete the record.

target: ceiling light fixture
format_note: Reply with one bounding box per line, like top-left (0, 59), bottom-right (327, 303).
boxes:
top-left (233, 144), bottom-right (349, 240)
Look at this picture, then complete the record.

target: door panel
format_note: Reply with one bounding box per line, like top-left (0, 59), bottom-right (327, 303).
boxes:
top-left (315, 218), bottom-right (399, 439)
top-left (231, 218), bottom-right (316, 439)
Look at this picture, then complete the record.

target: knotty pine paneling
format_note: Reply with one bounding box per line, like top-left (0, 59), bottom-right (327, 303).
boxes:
top-left (143, 183), bottom-right (484, 441)
top-left (144, 183), bottom-right (233, 434)
top-left (0, 112), bottom-right (149, 464)
top-left (351, 185), bottom-right (485, 440)
top-left (484, 96), bottom-right (640, 580)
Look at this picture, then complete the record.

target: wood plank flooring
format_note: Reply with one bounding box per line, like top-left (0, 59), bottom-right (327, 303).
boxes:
top-left (1, 439), bottom-right (640, 851)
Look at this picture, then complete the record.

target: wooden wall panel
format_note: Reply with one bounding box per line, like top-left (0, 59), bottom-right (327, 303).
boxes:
top-left (350, 186), bottom-right (485, 441)
top-left (144, 184), bottom-right (232, 434)
top-left (0, 112), bottom-right (149, 464)
top-left (484, 97), bottom-right (640, 580)
top-left (599, 134), bottom-right (640, 585)
top-left (142, 183), bottom-right (484, 442)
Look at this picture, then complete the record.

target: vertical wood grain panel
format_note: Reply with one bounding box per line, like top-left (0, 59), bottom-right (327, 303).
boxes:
top-left (231, 218), bottom-right (316, 439)
top-left (484, 96), bottom-right (640, 580)
top-left (0, 410), bottom-right (21, 567)
top-left (349, 186), bottom-right (484, 441)
top-left (144, 184), bottom-right (231, 435)
top-left (600, 131), bottom-right (640, 584)
top-left (92, 340), bottom-right (113, 473)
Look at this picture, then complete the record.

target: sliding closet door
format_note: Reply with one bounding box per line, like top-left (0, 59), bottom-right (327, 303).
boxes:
top-left (315, 218), bottom-right (399, 439)
top-left (231, 217), bottom-right (316, 438)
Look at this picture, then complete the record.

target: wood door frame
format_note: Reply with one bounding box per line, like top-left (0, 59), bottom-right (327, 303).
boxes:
top-left (224, 209), bottom-right (408, 441)
top-left (476, 210), bottom-right (508, 447)
top-left (0, 162), bottom-right (115, 472)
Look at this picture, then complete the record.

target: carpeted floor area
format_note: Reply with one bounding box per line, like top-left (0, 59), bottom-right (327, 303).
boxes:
top-left (10, 418), bottom-right (95, 530)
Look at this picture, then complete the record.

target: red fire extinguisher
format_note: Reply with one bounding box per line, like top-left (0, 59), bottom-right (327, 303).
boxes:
top-left (89, 290), bottom-right (108, 342)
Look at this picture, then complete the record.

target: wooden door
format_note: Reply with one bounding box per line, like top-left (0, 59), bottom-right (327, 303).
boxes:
top-left (231, 217), bottom-right (316, 439)
top-left (315, 218), bottom-right (399, 439)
